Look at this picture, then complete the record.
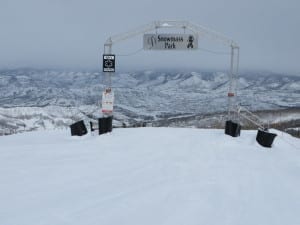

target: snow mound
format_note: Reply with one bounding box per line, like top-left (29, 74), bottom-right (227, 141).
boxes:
top-left (0, 128), bottom-right (300, 225)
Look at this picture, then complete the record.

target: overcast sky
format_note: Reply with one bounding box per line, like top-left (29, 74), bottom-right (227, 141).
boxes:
top-left (0, 0), bottom-right (299, 73)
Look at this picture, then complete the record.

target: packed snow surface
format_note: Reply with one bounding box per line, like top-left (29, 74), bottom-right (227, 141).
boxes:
top-left (0, 128), bottom-right (300, 225)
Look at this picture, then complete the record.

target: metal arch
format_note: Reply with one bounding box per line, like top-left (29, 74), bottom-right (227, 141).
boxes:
top-left (104, 20), bottom-right (238, 48)
top-left (103, 20), bottom-right (240, 119)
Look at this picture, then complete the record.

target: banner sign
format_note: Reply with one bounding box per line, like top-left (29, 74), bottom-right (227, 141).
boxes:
top-left (103, 54), bottom-right (115, 72)
top-left (143, 34), bottom-right (198, 50)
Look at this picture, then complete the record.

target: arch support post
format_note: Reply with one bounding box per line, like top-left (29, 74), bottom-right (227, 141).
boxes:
top-left (104, 38), bottom-right (113, 88)
top-left (101, 38), bottom-right (114, 119)
top-left (228, 44), bottom-right (240, 121)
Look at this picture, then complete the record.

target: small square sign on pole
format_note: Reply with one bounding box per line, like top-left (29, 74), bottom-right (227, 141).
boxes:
top-left (103, 54), bottom-right (115, 72)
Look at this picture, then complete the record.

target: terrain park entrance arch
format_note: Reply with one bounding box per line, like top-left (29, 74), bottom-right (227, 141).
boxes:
top-left (102, 20), bottom-right (240, 120)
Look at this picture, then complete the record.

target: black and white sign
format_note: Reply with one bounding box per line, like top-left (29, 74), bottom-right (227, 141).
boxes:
top-left (143, 34), bottom-right (198, 50)
top-left (103, 55), bottom-right (115, 72)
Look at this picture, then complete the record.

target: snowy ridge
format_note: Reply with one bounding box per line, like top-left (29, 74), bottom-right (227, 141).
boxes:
top-left (0, 128), bottom-right (299, 225)
top-left (1, 69), bottom-right (299, 111)
top-left (0, 106), bottom-right (94, 133)
top-left (0, 69), bottom-right (299, 132)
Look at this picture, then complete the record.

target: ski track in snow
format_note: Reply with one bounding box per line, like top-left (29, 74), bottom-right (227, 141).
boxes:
top-left (0, 128), bottom-right (300, 225)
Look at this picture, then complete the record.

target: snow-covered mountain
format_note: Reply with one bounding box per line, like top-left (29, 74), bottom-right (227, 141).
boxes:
top-left (1, 128), bottom-right (300, 225)
top-left (0, 69), bottom-right (299, 133)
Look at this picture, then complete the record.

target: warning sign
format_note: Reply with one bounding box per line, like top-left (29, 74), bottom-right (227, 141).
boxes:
top-left (103, 55), bottom-right (115, 72)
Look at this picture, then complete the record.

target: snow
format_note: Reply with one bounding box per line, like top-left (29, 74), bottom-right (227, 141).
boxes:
top-left (283, 81), bottom-right (300, 90)
top-left (0, 128), bottom-right (300, 225)
top-left (238, 77), bottom-right (250, 88)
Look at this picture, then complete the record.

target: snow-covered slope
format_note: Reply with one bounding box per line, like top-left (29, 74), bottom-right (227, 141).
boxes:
top-left (0, 128), bottom-right (299, 225)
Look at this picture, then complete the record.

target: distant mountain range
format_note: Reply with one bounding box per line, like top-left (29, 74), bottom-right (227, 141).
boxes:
top-left (0, 69), bottom-right (299, 134)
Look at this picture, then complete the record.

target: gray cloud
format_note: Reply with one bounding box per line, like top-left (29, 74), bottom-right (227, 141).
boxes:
top-left (0, 0), bottom-right (299, 73)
